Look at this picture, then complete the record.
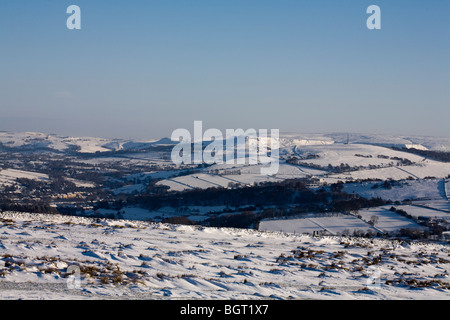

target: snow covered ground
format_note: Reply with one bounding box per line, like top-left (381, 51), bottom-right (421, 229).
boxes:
top-left (0, 212), bottom-right (449, 300)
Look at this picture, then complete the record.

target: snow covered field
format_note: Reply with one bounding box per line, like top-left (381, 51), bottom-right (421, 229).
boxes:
top-left (293, 143), bottom-right (425, 168)
top-left (356, 207), bottom-right (427, 233)
top-left (156, 172), bottom-right (284, 192)
top-left (395, 205), bottom-right (450, 221)
top-left (342, 179), bottom-right (444, 202)
top-left (0, 212), bottom-right (449, 300)
top-left (258, 202), bottom-right (450, 237)
top-left (0, 168), bottom-right (49, 186)
top-left (325, 162), bottom-right (450, 184)
top-left (259, 214), bottom-right (378, 235)
top-left (415, 200), bottom-right (450, 214)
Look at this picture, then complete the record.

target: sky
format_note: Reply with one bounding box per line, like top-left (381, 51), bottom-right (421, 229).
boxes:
top-left (0, 0), bottom-right (449, 139)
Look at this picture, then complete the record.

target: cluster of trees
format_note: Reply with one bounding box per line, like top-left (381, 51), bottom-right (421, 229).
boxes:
top-left (286, 154), bottom-right (320, 164)
top-left (395, 228), bottom-right (431, 240)
top-left (206, 211), bottom-right (258, 228)
top-left (355, 154), bottom-right (373, 158)
top-left (78, 144), bottom-right (174, 157)
top-left (129, 179), bottom-right (313, 210)
top-left (389, 206), bottom-right (413, 220)
top-left (371, 180), bottom-right (399, 190)
top-left (0, 197), bottom-right (58, 214)
top-left (390, 156), bottom-right (414, 166)
top-left (207, 169), bottom-right (241, 175)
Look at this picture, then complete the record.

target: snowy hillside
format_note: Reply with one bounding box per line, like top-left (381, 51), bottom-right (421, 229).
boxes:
top-left (155, 141), bottom-right (450, 191)
top-left (0, 131), bottom-right (168, 154)
top-left (304, 133), bottom-right (450, 152)
top-left (0, 212), bottom-right (449, 299)
top-left (1, 131), bottom-right (450, 154)
top-left (0, 169), bottom-right (49, 186)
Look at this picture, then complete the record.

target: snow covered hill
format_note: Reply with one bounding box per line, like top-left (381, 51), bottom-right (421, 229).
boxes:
top-left (0, 212), bottom-right (449, 300)
top-left (0, 131), bottom-right (171, 154)
top-left (1, 131), bottom-right (450, 154)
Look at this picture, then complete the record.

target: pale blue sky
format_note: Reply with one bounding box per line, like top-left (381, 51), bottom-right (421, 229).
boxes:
top-left (1, 1), bottom-right (449, 139)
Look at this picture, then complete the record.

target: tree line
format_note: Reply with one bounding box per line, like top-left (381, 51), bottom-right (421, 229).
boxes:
top-left (123, 179), bottom-right (388, 228)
